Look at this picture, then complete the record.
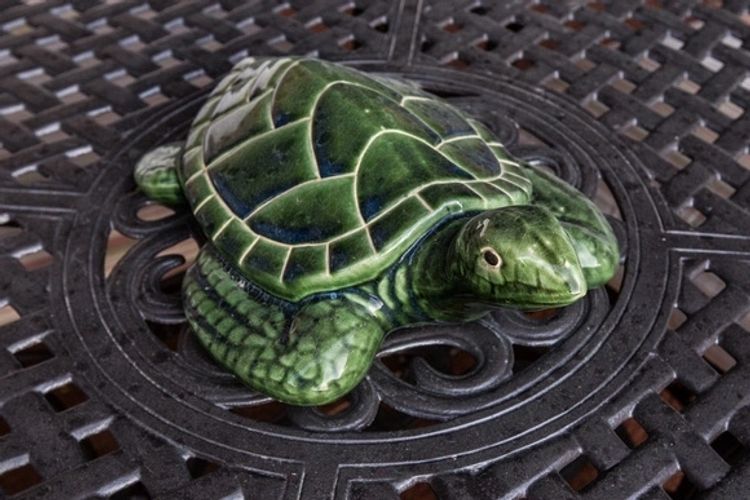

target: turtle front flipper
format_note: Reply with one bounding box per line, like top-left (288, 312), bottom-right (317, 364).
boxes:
top-left (524, 166), bottom-right (619, 288)
top-left (183, 248), bottom-right (387, 406)
top-left (134, 143), bottom-right (186, 205)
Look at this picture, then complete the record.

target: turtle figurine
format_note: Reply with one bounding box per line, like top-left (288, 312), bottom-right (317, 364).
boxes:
top-left (134, 56), bottom-right (619, 405)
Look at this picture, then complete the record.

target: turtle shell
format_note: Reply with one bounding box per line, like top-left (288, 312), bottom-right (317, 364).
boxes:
top-left (178, 57), bottom-right (533, 301)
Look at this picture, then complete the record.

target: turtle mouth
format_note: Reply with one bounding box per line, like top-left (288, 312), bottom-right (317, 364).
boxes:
top-left (486, 287), bottom-right (586, 310)
top-left (507, 288), bottom-right (586, 310)
top-left (521, 272), bottom-right (587, 307)
top-left (472, 267), bottom-right (587, 310)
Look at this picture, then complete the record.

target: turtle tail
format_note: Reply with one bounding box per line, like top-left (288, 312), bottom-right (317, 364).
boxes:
top-left (134, 143), bottom-right (186, 206)
top-left (182, 248), bottom-right (386, 406)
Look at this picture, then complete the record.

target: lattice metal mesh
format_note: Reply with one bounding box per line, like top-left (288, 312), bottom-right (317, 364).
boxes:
top-left (0, 1), bottom-right (749, 498)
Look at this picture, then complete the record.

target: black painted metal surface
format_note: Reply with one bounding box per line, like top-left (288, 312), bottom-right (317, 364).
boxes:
top-left (1, 1), bottom-right (749, 498)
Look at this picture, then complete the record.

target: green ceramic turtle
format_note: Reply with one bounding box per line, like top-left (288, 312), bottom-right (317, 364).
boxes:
top-left (134, 56), bottom-right (618, 405)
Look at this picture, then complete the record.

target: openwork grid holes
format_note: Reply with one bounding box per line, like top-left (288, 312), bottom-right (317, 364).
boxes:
top-left (0, 1), bottom-right (749, 499)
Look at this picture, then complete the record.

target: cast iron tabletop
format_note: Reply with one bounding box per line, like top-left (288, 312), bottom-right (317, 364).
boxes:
top-left (0, 1), bottom-right (749, 498)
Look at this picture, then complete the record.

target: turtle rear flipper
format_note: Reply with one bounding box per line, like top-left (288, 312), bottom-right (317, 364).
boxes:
top-left (134, 143), bottom-right (186, 205)
top-left (183, 248), bottom-right (386, 406)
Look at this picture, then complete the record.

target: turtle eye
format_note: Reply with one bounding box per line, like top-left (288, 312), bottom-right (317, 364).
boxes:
top-left (481, 248), bottom-right (502, 268)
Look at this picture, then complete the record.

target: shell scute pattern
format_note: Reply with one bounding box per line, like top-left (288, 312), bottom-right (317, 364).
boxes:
top-left (438, 138), bottom-right (500, 178)
top-left (271, 59), bottom-right (403, 127)
top-left (203, 91), bottom-right (274, 163)
top-left (329, 228), bottom-right (374, 275)
top-left (178, 56), bottom-right (533, 301)
top-left (250, 176), bottom-right (362, 244)
top-left (209, 119), bottom-right (317, 218)
top-left (312, 83), bottom-right (439, 177)
top-left (356, 132), bottom-right (472, 221)
top-left (284, 245), bottom-right (327, 284)
top-left (403, 97), bottom-right (476, 138)
top-left (369, 197), bottom-right (431, 251)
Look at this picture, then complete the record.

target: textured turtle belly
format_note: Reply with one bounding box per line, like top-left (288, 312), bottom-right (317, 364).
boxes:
top-left (183, 248), bottom-right (390, 405)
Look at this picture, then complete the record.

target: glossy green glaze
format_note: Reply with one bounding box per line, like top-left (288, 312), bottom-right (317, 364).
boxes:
top-left (134, 56), bottom-right (619, 405)
top-left (133, 143), bottom-right (185, 206)
top-left (184, 249), bottom-right (387, 405)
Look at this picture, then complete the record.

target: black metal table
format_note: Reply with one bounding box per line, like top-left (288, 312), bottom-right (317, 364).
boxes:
top-left (1, 1), bottom-right (749, 498)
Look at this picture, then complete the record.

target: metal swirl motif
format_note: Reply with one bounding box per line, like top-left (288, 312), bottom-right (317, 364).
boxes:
top-left (55, 64), bottom-right (668, 499)
top-left (58, 65), bottom-right (654, 481)
top-left (100, 72), bottom-right (627, 433)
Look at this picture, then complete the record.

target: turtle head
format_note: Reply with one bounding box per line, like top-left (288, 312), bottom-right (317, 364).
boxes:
top-left (453, 205), bottom-right (586, 310)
